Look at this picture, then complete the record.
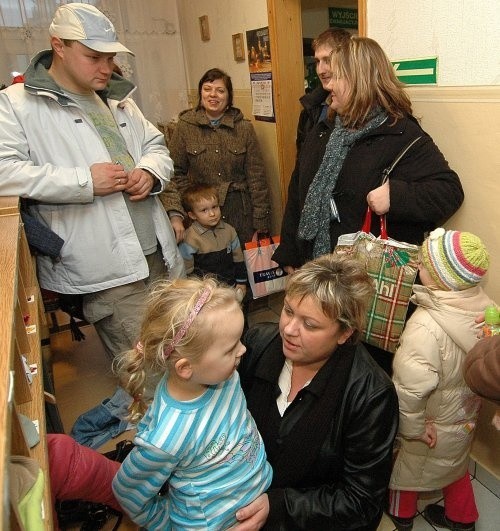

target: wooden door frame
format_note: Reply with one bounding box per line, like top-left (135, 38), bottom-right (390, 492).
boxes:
top-left (267, 0), bottom-right (366, 206)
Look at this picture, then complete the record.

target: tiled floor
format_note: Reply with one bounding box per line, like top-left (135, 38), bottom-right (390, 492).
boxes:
top-left (378, 475), bottom-right (500, 530)
top-left (50, 292), bottom-right (500, 531)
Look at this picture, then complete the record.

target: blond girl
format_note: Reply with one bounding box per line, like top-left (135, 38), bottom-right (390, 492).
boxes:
top-left (112, 277), bottom-right (272, 530)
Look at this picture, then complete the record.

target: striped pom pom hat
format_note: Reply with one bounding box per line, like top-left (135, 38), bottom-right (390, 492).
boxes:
top-left (421, 228), bottom-right (489, 291)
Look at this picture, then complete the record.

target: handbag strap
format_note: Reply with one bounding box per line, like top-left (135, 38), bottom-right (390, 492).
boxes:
top-left (362, 135), bottom-right (423, 237)
top-left (380, 135), bottom-right (422, 185)
top-left (245, 231), bottom-right (278, 251)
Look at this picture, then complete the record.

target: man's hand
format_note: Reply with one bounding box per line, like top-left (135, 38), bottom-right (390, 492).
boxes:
top-left (366, 181), bottom-right (390, 215)
top-left (229, 493), bottom-right (269, 530)
top-left (169, 215), bottom-right (185, 243)
top-left (91, 162), bottom-right (128, 196)
top-left (124, 168), bottom-right (155, 201)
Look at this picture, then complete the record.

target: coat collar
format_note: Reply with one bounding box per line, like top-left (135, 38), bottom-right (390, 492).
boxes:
top-left (190, 219), bottom-right (228, 235)
top-left (253, 334), bottom-right (356, 399)
top-left (179, 107), bottom-right (244, 129)
top-left (319, 112), bottom-right (415, 139)
top-left (23, 49), bottom-right (136, 106)
top-left (300, 85), bottom-right (329, 111)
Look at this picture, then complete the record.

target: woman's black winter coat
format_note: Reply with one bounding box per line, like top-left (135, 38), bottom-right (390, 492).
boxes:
top-left (273, 115), bottom-right (464, 268)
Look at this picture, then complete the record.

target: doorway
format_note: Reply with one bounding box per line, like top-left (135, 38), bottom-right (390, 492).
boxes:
top-left (266, 0), bottom-right (366, 207)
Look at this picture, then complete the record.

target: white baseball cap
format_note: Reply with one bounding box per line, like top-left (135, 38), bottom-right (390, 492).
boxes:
top-left (49, 3), bottom-right (133, 55)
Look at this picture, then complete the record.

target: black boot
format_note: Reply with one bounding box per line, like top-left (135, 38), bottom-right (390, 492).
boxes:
top-left (423, 504), bottom-right (476, 530)
top-left (388, 513), bottom-right (414, 530)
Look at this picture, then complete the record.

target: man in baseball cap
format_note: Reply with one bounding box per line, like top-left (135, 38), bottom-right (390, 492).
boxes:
top-left (0, 2), bottom-right (185, 369)
top-left (49, 3), bottom-right (133, 55)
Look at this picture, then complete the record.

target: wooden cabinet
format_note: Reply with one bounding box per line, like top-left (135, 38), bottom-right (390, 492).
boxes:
top-left (0, 197), bottom-right (53, 529)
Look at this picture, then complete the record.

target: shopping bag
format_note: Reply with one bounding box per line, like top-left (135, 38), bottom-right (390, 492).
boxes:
top-left (244, 233), bottom-right (287, 299)
top-left (334, 208), bottom-right (419, 353)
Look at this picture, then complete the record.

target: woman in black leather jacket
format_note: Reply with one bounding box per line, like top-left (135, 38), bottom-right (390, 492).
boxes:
top-left (235, 255), bottom-right (399, 530)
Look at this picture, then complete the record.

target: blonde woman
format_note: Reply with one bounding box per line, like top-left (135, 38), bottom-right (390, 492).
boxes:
top-left (274, 37), bottom-right (464, 375)
top-left (235, 255), bottom-right (399, 530)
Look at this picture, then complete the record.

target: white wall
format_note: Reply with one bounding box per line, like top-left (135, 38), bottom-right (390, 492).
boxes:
top-left (367, 0), bottom-right (500, 86)
top-left (105, 0), bottom-right (188, 124)
top-left (365, 0), bottom-right (500, 302)
top-left (176, 0), bottom-right (268, 91)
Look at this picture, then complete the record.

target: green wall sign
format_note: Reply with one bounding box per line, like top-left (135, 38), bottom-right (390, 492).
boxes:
top-left (391, 57), bottom-right (438, 85)
top-left (328, 7), bottom-right (358, 29)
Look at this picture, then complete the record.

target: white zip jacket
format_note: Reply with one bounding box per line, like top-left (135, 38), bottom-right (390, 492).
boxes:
top-left (0, 50), bottom-right (184, 293)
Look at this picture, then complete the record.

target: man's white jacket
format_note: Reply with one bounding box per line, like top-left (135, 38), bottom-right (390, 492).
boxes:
top-left (0, 50), bottom-right (184, 293)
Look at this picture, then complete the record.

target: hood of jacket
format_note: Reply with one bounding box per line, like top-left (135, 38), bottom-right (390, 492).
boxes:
top-left (411, 284), bottom-right (492, 353)
top-left (299, 85), bottom-right (329, 111)
top-left (178, 106), bottom-right (244, 129)
top-left (23, 49), bottom-right (135, 105)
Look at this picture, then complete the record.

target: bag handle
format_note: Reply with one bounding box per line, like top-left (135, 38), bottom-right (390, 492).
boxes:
top-left (380, 136), bottom-right (422, 185)
top-left (245, 231), bottom-right (278, 250)
top-left (255, 231), bottom-right (276, 246)
top-left (361, 207), bottom-right (388, 239)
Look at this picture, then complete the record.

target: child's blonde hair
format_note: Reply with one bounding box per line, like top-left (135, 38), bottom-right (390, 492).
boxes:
top-left (115, 276), bottom-right (240, 422)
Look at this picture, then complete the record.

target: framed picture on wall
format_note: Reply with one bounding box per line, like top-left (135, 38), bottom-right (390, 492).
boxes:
top-left (232, 33), bottom-right (245, 61)
top-left (199, 15), bottom-right (210, 41)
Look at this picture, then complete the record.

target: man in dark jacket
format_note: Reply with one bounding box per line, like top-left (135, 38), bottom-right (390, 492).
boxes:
top-left (296, 28), bottom-right (351, 154)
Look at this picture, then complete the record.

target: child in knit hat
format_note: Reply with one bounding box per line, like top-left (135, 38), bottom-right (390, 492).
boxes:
top-left (387, 228), bottom-right (495, 531)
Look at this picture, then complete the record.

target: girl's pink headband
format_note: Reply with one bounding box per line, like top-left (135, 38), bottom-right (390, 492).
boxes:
top-left (163, 287), bottom-right (212, 358)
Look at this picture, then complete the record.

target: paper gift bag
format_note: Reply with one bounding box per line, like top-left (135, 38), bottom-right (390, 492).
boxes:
top-left (244, 234), bottom-right (287, 299)
top-left (334, 208), bottom-right (419, 353)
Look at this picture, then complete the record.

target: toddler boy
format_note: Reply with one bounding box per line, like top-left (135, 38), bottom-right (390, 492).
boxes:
top-left (179, 184), bottom-right (247, 301)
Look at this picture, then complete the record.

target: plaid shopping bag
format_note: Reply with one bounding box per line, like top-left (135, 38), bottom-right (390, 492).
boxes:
top-left (244, 233), bottom-right (287, 299)
top-left (334, 208), bottom-right (419, 353)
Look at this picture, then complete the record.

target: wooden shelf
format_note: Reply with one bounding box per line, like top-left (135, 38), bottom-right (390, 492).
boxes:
top-left (0, 198), bottom-right (53, 530)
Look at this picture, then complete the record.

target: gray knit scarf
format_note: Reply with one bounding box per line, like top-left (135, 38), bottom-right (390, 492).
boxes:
top-left (298, 109), bottom-right (388, 257)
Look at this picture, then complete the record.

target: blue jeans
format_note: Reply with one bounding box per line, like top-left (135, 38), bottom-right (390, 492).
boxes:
top-left (70, 386), bottom-right (133, 449)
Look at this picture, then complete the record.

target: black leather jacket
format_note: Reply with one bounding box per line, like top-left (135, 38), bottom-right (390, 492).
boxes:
top-left (240, 323), bottom-right (399, 530)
